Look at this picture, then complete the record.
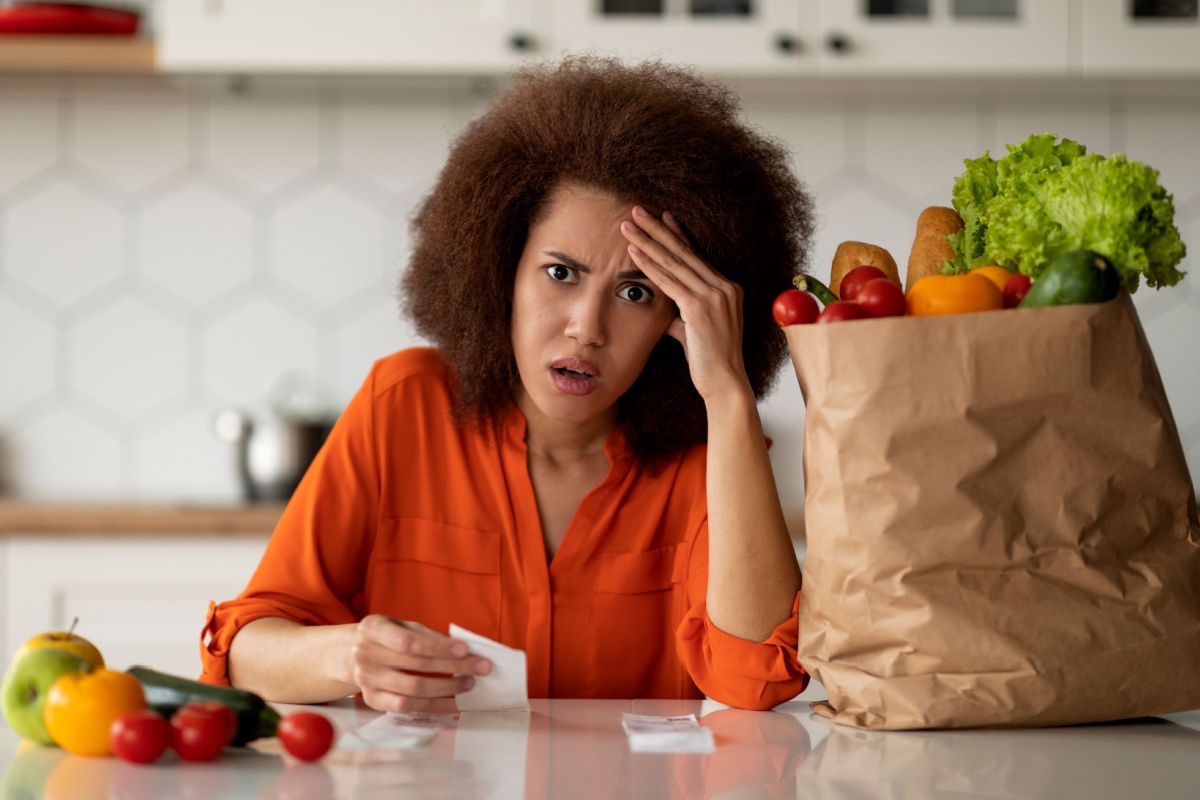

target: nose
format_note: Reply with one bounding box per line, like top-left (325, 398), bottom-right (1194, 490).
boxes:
top-left (564, 289), bottom-right (607, 348)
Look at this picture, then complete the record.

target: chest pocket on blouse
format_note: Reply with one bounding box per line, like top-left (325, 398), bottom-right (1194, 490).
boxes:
top-left (369, 518), bottom-right (502, 639)
top-left (585, 544), bottom-right (687, 699)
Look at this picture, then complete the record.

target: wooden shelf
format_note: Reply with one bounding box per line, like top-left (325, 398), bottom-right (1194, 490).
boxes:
top-left (0, 36), bottom-right (155, 73)
top-left (0, 501), bottom-right (284, 536)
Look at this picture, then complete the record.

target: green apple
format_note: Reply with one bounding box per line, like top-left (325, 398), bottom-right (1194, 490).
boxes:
top-left (1, 648), bottom-right (91, 746)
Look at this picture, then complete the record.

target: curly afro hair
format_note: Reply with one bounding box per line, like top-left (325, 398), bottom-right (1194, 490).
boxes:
top-left (402, 55), bottom-right (815, 468)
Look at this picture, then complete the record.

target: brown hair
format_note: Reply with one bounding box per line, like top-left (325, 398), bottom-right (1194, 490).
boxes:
top-left (402, 55), bottom-right (815, 467)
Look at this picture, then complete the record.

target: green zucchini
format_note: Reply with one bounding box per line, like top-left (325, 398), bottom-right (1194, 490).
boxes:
top-left (127, 665), bottom-right (281, 745)
top-left (1018, 249), bottom-right (1121, 308)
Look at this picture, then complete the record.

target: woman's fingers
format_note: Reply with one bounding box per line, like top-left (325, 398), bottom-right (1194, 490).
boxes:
top-left (357, 616), bottom-right (491, 675)
top-left (353, 616), bottom-right (492, 713)
top-left (624, 206), bottom-right (725, 290)
top-left (357, 659), bottom-right (472, 699)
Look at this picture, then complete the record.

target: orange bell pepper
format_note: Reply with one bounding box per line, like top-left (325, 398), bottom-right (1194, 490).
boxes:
top-left (906, 273), bottom-right (1004, 317)
top-left (969, 265), bottom-right (1017, 292)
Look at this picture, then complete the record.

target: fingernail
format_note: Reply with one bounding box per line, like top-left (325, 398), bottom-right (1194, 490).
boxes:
top-left (475, 659), bottom-right (491, 675)
top-left (633, 206), bottom-right (647, 217)
top-left (462, 676), bottom-right (475, 690)
top-left (628, 244), bottom-right (642, 256)
top-left (621, 221), bottom-right (634, 232)
top-left (451, 642), bottom-right (467, 657)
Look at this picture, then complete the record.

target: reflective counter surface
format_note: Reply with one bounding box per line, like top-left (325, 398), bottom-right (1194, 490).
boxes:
top-left (2, 682), bottom-right (1199, 799)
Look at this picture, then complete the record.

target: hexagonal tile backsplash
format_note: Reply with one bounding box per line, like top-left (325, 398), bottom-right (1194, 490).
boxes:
top-left (0, 77), bottom-right (1197, 504)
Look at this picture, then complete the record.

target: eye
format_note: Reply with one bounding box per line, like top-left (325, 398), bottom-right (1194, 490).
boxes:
top-left (618, 284), bottom-right (654, 304)
top-left (545, 264), bottom-right (577, 284)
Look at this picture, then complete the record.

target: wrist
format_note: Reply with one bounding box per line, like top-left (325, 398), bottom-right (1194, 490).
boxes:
top-left (703, 379), bottom-right (756, 419)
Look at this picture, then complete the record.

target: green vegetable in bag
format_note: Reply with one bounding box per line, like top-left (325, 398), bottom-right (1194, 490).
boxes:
top-left (945, 133), bottom-right (1186, 292)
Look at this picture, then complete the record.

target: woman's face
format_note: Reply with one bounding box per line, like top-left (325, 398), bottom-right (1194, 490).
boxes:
top-left (511, 183), bottom-right (677, 432)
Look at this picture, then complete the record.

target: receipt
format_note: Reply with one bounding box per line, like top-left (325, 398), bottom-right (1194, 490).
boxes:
top-left (622, 713), bottom-right (715, 753)
top-left (449, 624), bottom-right (531, 712)
top-left (340, 711), bottom-right (457, 751)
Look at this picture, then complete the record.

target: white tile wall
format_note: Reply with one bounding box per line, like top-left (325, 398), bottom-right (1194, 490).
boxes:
top-left (0, 76), bottom-right (1197, 504)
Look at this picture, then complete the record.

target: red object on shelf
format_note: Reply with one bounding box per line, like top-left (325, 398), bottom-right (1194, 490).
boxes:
top-left (0, 3), bottom-right (141, 36)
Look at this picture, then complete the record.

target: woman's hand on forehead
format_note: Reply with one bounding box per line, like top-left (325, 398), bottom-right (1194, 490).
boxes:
top-left (620, 207), bottom-right (753, 404)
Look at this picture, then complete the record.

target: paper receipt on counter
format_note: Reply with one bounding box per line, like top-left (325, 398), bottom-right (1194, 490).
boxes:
top-left (450, 624), bottom-right (531, 712)
top-left (621, 713), bottom-right (715, 753)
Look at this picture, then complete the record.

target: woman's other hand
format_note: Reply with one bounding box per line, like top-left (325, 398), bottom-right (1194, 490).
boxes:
top-left (353, 616), bottom-right (491, 713)
top-left (620, 207), bottom-right (751, 403)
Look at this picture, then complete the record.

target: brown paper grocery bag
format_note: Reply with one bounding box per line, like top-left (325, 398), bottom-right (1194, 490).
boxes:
top-left (785, 292), bottom-right (1200, 729)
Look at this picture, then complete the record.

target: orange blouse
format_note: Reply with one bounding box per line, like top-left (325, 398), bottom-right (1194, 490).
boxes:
top-left (200, 348), bottom-right (807, 710)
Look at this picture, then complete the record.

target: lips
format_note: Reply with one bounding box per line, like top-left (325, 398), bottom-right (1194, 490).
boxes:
top-left (551, 357), bottom-right (601, 379)
top-left (550, 357), bottom-right (601, 396)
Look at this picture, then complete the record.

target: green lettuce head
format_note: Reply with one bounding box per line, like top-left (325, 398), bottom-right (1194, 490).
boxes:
top-left (945, 133), bottom-right (1186, 292)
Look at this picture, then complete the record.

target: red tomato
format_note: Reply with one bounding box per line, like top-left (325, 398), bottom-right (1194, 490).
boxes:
top-left (110, 709), bottom-right (171, 764)
top-left (838, 266), bottom-right (889, 302)
top-left (816, 300), bottom-right (869, 323)
top-left (771, 289), bottom-right (820, 327)
top-left (277, 712), bottom-right (336, 762)
top-left (855, 278), bottom-right (907, 318)
top-left (1003, 273), bottom-right (1033, 308)
top-left (171, 702), bottom-right (235, 762)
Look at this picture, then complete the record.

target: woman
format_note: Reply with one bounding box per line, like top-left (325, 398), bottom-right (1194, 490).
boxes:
top-left (200, 56), bottom-right (816, 712)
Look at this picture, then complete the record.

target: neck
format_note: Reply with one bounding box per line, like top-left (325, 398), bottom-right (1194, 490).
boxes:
top-left (514, 389), bottom-right (617, 466)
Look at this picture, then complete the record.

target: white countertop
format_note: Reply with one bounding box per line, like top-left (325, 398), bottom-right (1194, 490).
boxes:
top-left (3, 682), bottom-right (1199, 799)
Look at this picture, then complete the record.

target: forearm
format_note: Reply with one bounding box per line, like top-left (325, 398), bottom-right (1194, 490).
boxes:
top-left (227, 617), bottom-right (360, 704)
top-left (704, 386), bottom-right (802, 642)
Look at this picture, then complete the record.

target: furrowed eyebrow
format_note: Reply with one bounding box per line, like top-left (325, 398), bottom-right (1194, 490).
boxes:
top-left (544, 250), bottom-right (647, 281)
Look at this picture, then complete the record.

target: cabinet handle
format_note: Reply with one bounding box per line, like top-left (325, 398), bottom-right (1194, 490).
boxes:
top-left (509, 33), bottom-right (534, 53)
top-left (775, 33), bottom-right (800, 54)
top-left (826, 33), bottom-right (850, 54)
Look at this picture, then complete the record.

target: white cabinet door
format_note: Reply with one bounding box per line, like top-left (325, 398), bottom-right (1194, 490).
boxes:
top-left (1, 537), bottom-right (268, 680)
top-left (817, 0), bottom-right (1069, 76)
top-left (159, 0), bottom-right (537, 73)
top-left (1078, 0), bottom-right (1200, 75)
top-left (548, 0), bottom-right (817, 76)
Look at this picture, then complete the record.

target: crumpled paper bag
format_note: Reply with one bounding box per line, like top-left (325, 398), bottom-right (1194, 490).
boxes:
top-left (785, 292), bottom-right (1200, 729)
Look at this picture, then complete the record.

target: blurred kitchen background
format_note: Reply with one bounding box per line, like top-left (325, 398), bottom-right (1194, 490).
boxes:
top-left (1, 0), bottom-right (1198, 511)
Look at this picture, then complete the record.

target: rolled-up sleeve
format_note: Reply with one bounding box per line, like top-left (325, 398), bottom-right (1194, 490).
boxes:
top-left (675, 520), bottom-right (808, 711)
top-left (199, 367), bottom-right (381, 686)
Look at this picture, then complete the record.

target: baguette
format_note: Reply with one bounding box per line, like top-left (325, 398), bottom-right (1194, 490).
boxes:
top-left (829, 242), bottom-right (900, 297)
top-left (905, 207), bottom-right (964, 293)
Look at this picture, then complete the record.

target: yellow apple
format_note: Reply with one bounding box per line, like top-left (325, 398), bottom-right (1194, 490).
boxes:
top-left (12, 631), bottom-right (104, 670)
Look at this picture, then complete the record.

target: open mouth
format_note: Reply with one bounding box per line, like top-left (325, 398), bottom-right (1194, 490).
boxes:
top-left (550, 358), bottom-right (601, 396)
top-left (554, 366), bottom-right (594, 380)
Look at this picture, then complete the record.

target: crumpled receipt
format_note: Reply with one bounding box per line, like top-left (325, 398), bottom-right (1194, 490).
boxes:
top-left (450, 624), bottom-right (531, 712)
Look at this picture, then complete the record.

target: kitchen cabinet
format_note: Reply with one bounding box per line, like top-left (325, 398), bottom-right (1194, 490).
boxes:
top-left (1077, 0), bottom-right (1200, 75)
top-left (816, 0), bottom-right (1070, 75)
top-left (0, 536), bottom-right (267, 679)
top-left (547, 0), bottom-right (816, 76)
top-left (0, 500), bottom-right (278, 679)
top-left (158, 0), bottom-right (538, 73)
top-left (155, 0), bottom-right (1200, 78)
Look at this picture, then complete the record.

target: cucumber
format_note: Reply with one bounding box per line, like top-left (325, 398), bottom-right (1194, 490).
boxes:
top-left (1018, 249), bottom-right (1121, 308)
top-left (127, 666), bottom-right (281, 745)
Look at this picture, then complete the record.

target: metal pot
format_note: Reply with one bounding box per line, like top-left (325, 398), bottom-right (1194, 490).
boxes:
top-left (214, 410), bottom-right (334, 502)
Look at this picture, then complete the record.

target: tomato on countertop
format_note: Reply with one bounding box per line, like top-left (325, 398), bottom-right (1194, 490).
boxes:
top-left (277, 712), bottom-right (336, 762)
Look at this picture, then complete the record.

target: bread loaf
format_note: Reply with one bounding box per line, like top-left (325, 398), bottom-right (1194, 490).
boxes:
top-left (830, 242), bottom-right (900, 297)
top-left (905, 207), bottom-right (964, 293)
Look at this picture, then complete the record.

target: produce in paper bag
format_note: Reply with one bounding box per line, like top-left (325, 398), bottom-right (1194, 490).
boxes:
top-left (786, 294), bottom-right (1200, 729)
